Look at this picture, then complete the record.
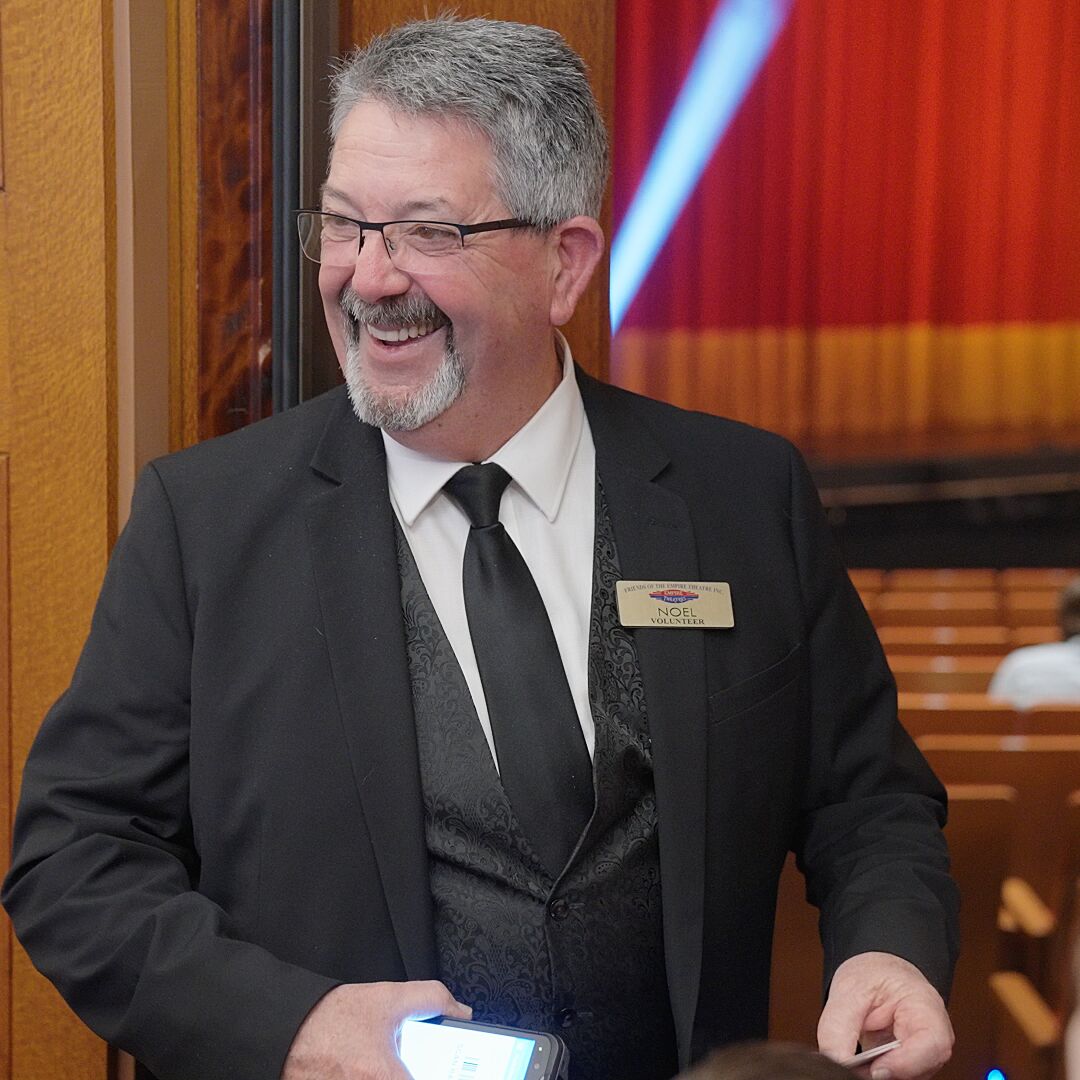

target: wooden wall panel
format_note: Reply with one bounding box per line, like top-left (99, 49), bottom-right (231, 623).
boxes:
top-left (194, 0), bottom-right (273, 442)
top-left (171, 0), bottom-right (274, 447)
top-left (0, 0), bottom-right (115, 1075)
top-left (0, 456), bottom-right (9, 1079)
top-left (344, 0), bottom-right (614, 381)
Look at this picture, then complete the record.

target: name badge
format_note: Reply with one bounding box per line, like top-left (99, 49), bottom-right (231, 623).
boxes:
top-left (615, 580), bottom-right (734, 629)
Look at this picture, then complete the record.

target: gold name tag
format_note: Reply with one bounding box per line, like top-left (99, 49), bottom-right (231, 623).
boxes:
top-left (615, 580), bottom-right (734, 629)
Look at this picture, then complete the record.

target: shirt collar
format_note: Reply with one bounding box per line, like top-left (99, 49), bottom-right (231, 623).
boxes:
top-left (383, 331), bottom-right (584, 526)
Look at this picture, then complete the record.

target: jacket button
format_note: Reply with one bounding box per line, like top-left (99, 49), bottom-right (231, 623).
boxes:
top-left (549, 898), bottom-right (570, 921)
top-left (557, 1007), bottom-right (577, 1028)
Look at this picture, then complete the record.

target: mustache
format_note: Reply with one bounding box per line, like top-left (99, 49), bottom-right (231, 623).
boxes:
top-left (339, 287), bottom-right (448, 330)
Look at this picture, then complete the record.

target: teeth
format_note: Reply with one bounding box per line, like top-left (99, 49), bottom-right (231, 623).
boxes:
top-left (367, 322), bottom-right (438, 343)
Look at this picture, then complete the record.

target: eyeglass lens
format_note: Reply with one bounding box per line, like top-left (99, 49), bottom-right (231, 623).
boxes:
top-left (297, 213), bottom-right (463, 269)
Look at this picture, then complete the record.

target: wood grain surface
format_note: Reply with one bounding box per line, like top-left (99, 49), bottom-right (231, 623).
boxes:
top-left (1, 0), bottom-right (115, 1075)
top-left (344, 0), bottom-right (614, 381)
top-left (190, 0), bottom-right (274, 442)
top-left (0, 455), bottom-right (10, 1073)
top-left (168, 0), bottom-right (199, 450)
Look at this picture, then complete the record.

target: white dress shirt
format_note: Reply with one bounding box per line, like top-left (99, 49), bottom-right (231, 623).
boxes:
top-left (987, 636), bottom-right (1080, 709)
top-left (382, 334), bottom-right (597, 769)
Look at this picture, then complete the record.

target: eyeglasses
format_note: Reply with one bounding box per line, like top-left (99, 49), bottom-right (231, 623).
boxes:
top-left (295, 210), bottom-right (530, 272)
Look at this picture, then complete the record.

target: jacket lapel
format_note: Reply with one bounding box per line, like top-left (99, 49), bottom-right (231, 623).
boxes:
top-left (581, 374), bottom-right (707, 1069)
top-left (305, 392), bottom-right (437, 980)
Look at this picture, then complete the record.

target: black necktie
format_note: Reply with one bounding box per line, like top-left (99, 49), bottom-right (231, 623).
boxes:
top-left (445, 463), bottom-right (594, 876)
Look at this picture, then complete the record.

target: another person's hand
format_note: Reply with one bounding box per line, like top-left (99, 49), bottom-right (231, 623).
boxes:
top-left (281, 980), bottom-right (472, 1080)
top-left (817, 952), bottom-right (953, 1080)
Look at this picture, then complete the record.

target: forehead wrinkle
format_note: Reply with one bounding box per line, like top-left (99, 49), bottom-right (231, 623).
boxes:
top-left (320, 183), bottom-right (358, 212)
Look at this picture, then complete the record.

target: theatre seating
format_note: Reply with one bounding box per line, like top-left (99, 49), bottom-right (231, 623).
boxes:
top-left (880, 625), bottom-right (1012, 656)
top-left (848, 568), bottom-right (885, 593)
top-left (1010, 625), bottom-right (1062, 647)
top-left (989, 811), bottom-right (1080, 1080)
top-left (917, 734), bottom-right (1080, 1038)
top-left (854, 567), bottom-right (1075, 649)
top-left (874, 590), bottom-right (1002, 627)
top-left (887, 568), bottom-right (999, 591)
top-left (889, 655), bottom-right (999, 694)
top-left (941, 785), bottom-right (1016, 1080)
top-left (768, 853), bottom-right (822, 1046)
top-left (918, 735), bottom-right (1080, 922)
top-left (999, 568), bottom-right (1079, 591)
top-left (897, 695), bottom-right (1080, 737)
top-left (920, 738), bottom-right (1080, 1080)
top-left (1005, 590), bottom-right (1062, 628)
top-left (898, 693), bottom-right (1017, 736)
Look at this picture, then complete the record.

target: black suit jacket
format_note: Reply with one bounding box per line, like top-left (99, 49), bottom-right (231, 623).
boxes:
top-left (3, 374), bottom-right (958, 1080)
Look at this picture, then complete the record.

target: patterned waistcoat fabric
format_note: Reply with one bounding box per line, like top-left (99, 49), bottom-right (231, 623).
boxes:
top-left (396, 483), bottom-right (679, 1080)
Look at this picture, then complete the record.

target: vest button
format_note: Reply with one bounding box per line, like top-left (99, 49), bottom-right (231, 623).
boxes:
top-left (548, 898), bottom-right (570, 921)
top-left (557, 1007), bottom-right (577, 1028)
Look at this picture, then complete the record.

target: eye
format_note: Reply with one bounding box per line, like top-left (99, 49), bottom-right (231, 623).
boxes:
top-left (321, 215), bottom-right (357, 242)
top-left (397, 222), bottom-right (461, 253)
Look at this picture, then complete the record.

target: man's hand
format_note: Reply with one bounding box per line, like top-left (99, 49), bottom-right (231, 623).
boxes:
top-left (281, 980), bottom-right (472, 1080)
top-left (817, 952), bottom-right (953, 1080)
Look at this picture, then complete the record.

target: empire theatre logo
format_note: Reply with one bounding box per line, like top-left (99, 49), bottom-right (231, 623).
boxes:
top-left (648, 588), bottom-right (702, 622)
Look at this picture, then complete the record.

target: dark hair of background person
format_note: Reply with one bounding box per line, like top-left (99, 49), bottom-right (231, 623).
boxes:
top-left (677, 1041), bottom-right (854, 1080)
top-left (1059, 577), bottom-right (1080, 639)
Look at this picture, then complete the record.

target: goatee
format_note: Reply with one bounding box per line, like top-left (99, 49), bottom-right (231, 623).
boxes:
top-left (339, 289), bottom-right (465, 431)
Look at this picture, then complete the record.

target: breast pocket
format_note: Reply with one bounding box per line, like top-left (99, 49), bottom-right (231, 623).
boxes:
top-left (706, 643), bottom-right (807, 851)
top-left (707, 643), bottom-right (804, 725)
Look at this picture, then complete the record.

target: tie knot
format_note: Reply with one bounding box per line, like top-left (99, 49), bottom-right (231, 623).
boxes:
top-left (445, 463), bottom-right (512, 528)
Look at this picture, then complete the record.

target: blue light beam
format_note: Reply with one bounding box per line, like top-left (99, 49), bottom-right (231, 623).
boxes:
top-left (609, 0), bottom-right (793, 332)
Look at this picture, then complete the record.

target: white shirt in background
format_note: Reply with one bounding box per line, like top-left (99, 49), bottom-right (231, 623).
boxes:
top-left (987, 636), bottom-right (1080, 709)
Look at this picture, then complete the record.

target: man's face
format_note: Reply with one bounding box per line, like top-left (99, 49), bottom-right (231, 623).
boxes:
top-left (319, 99), bottom-right (556, 434)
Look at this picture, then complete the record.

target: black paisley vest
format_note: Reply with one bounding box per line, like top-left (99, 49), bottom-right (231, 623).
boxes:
top-left (396, 482), bottom-right (678, 1080)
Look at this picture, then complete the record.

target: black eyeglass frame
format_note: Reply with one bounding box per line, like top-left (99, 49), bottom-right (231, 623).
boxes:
top-left (295, 209), bottom-right (532, 263)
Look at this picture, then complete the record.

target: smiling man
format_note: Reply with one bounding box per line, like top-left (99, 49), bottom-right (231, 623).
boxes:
top-left (4, 16), bottom-right (958, 1080)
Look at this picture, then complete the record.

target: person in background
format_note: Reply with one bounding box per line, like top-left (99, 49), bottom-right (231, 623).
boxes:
top-left (3, 15), bottom-right (957, 1080)
top-left (988, 577), bottom-right (1080, 708)
top-left (677, 1041), bottom-right (856, 1080)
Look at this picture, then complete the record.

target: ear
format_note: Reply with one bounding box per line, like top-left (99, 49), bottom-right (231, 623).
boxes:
top-left (548, 216), bottom-right (605, 327)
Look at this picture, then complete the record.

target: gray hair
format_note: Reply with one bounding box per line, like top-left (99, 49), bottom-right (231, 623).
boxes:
top-left (329, 14), bottom-right (609, 228)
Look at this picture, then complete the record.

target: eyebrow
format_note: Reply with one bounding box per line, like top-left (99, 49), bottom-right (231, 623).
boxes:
top-left (320, 184), bottom-right (356, 211)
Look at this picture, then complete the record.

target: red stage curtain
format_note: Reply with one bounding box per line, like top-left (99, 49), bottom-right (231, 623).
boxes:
top-left (612, 0), bottom-right (1080, 455)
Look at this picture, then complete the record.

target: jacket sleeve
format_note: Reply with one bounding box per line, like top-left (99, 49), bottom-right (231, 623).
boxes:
top-left (785, 445), bottom-right (960, 998)
top-left (2, 464), bottom-right (338, 1080)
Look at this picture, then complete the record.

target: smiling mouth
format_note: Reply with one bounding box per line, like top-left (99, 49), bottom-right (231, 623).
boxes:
top-left (365, 321), bottom-right (442, 344)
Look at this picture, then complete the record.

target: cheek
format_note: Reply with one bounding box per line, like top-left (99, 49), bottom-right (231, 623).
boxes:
top-left (318, 264), bottom-right (350, 307)
top-left (319, 266), bottom-right (351, 359)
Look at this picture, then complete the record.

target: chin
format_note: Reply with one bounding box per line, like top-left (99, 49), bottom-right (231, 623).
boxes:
top-left (343, 335), bottom-right (466, 432)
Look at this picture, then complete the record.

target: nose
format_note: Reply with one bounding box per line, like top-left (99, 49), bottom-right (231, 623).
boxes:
top-left (348, 230), bottom-right (412, 303)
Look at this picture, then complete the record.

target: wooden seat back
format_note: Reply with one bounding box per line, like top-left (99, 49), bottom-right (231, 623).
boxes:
top-left (899, 693), bottom-right (1017, 737)
top-left (938, 785), bottom-right (1016, 1080)
top-left (1005, 590), bottom-right (1062, 629)
top-left (890, 655), bottom-right (999, 694)
top-left (768, 852), bottom-right (822, 1046)
top-left (999, 568), bottom-right (1078, 592)
top-left (917, 735), bottom-right (1080, 918)
top-left (887, 568), bottom-right (999, 591)
top-left (880, 625), bottom-right (1012, 657)
top-left (874, 591), bottom-right (1002, 627)
top-left (1010, 625), bottom-right (1061, 647)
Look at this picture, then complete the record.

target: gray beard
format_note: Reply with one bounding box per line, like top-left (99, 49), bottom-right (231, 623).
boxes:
top-left (339, 291), bottom-right (466, 432)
